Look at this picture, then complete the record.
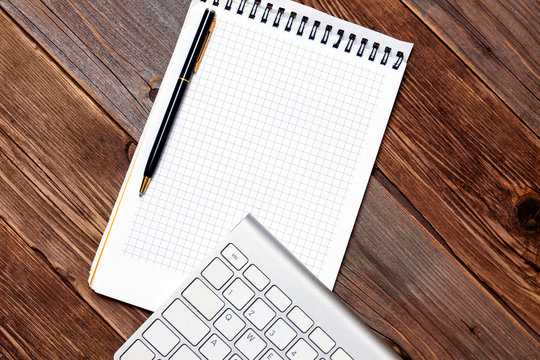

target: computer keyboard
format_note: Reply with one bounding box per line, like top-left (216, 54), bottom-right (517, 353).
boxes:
top-left (115, 215), bottom-right (397, 360)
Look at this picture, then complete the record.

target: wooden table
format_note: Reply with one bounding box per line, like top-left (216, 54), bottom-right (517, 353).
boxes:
top-left (0, 0), bottom-right (538, 358)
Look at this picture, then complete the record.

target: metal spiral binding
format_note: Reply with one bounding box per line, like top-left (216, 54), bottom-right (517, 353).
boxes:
top-left (297, 16), bottom-right (308, 36)
top-left (345, 34), bottom-right (356, 53)
top-left (284, 12), bottom-right (296, 32)
top-left (200, 0), bottom-right (405, 69)
top-left (273, 8), bottom-right (285, 27)
top-left (237, 0), bottom-right (248, 14)
top-left (261, 3), bottom-right (272, 23)
top-left (309, 21), bottom-right (320, 40)
top-left (249, 0), bottom-right (261, 19)
top-left (333, 29), bottom-right (344, 48)
top-left (368, 42), bottom-right (379, 61)
top-left (321, 25), bottom-right (332, 44)
top-left (357, 38), bottom-right (368, 57)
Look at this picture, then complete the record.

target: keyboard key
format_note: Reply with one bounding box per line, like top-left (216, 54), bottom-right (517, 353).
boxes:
top-left (224, 278), bottom-right (255, 309)
top-left (235, 329), bottom-right (267, 359)
top-left (162, 299), bottom-right (210, 345)
top-left (309, 327), bottom-right (335, 353)
top-left (214, 308), bottom-right (246, 340)
top-left (222, 244), bottom-right (248, 270)
top-left (182, 278), bottom-right (224, 320)
top-left (262, 349), bottom-right (284, 360)
top-left (245, 298), bottom-right (276, 330)
top-left (287, 307), bottom-right (313, 332)
top-left (265, 286), bottom-right (291, 312)
top-left (229, 355), bottom-right (243, 360)
top-left (265, 318), bottom-right (296, 350)
top-left (286, 339), bottom-right (317, 360)
top-left (142, 319), bottom-right (179, 356)
top-left (120, 340), bottom-right (154, 360)
top-left (330, 348), bottom-right (353, 360)
top-left (170, 345), bottom-right (200, 360)
top-left (244, 265), bottom-right (270, 290)
top-left (202, 258), bottom-right (233, 289)
top-left (200, 334), bottom-right (231, 360)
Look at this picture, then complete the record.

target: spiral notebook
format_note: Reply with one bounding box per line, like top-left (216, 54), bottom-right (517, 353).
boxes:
top-left (89, 0), bottom-right (413, 310)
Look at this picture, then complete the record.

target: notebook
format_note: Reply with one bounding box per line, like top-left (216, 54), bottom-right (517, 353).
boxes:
top-left (89, 0), bottom-right (413, 311)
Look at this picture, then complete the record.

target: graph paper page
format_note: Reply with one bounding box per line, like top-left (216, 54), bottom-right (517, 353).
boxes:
top-left (89, 1), bottom-right (411, 310)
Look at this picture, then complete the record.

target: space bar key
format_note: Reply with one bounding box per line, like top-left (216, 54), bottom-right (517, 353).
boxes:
top-left (163, 299), bottom-right (210, 345)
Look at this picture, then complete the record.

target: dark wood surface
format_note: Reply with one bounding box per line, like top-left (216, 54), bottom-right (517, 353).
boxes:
top-left (0, 0), bottom-right (538, 358)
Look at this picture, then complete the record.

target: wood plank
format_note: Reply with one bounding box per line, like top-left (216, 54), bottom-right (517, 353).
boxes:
top-left (378, 11), bottom-right (540, 333)
top-left (399, 0), bottom-right (540, 134)
top-left (2, 0), bottom-right (536, 135)
top-left (3, 129), bottom-right (536, 357)
top-left (0, 12), bottom-right (536, 357)
top-left (1, 1), bottom-right (536, 331)
top-left (0, 220), bottom-right (123, 358)
top-left (0, 8), bottom-right (149, 339)
top-left (0, 344), bottom-right (17, 360)
top-left (302, 0), bottom-right (540, 332)
top-left (0, 0), bottom-right (191, 136)
top-left (335, 178), bottom-right (538, 359)
top-left (1, 0), bottom-right (538, 356)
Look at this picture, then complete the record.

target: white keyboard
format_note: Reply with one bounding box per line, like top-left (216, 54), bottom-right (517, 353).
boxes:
top-left (115, 215), bottom-right (397, 360)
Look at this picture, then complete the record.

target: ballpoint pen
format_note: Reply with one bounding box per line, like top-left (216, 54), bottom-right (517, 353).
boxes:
top-left (139, 9), bottom-right (216, 196)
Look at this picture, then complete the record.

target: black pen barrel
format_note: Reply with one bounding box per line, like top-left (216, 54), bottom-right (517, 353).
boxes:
top-left (180, 9), bottom-right (216, 79)
top-left (142, 9), bottom-right (215, 180)
top-left (144, 79), bottom-right (189, 178)
top-left (139, 8), bottom-right (215, 195)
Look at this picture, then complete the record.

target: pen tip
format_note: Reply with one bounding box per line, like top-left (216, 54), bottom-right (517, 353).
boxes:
top-left (139, 176), bottom-right (151, 197)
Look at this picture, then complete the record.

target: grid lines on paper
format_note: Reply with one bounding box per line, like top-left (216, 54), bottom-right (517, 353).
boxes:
top-left (123, 14), bottom-right (386, 277)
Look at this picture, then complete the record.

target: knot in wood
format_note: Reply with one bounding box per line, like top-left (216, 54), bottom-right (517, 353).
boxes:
top-left (148, 88), bottom-right (159, 103)
top-left (516, 197), bottom-right (540, 232)
top-left (125, 141), bottom-right (137, 162)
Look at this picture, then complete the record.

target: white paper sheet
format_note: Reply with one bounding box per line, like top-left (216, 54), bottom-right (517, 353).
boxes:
top-left (89, 0), bottom-right (412, 310)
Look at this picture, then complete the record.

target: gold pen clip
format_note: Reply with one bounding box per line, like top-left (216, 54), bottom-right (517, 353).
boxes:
top-left (194, 14), bottom-right (216, 73)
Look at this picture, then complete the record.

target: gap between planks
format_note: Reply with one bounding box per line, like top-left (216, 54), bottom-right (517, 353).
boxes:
top-left (2, 1), bottom-right (536, 358)
top-left (394, 0), bottom-right (539, 137)
top-left (372, 168), bottom-right (540, 341)
top-left (0, 0), bottom-right (535, 341)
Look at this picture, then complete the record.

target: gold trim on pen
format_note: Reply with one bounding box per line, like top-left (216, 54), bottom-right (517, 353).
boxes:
top-left (139, 176), bottom-right (151, 197)
top-left (179, 77), bottom-right (190, 82)
top-left (194, 15), bottom-right (216, 73)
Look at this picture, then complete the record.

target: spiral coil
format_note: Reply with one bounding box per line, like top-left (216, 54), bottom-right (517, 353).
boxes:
top-left (201, 0), bottom-right (405, 69)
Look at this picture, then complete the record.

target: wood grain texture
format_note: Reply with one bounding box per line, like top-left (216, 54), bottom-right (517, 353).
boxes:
top-left (1, 7), bottom-right (536, 358)
top-left (2, 1), bottom-right (536, 331)
top-left (0, 11), bottom-right (536, 356)
top-left (0, 8), bottom-right (149, 339)
top-left (399, 0), bottom-right (540, 134)
top-left (4, 0), bottom-right (537, 136)
top-left (0, 0), bottom-right (539, 359)
top-left (302, 0), bottom-right (540, 333)
top-left (0, 220), bottom-right (123, 359)
top-left (335, 178), bottom-right (538, 359)
top-left (0, 0), bottom-right (190, 136)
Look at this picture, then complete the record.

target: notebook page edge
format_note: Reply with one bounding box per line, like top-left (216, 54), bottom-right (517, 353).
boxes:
top-left (88, 2), bottom-right (211, 291)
